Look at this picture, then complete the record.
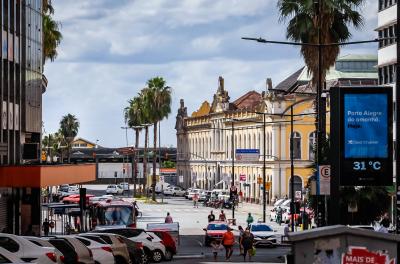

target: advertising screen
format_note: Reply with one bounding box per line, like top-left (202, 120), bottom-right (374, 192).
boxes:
top-left (344, 94), bottom-right (388, 159)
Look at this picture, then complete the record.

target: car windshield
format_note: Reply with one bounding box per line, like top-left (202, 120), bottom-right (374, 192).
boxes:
top-left (103, 206), bottom-right (133, 225)
top-left (251, 225), bottom-right (273, 232)
top-left (208, 224), bottom-right (228, 230)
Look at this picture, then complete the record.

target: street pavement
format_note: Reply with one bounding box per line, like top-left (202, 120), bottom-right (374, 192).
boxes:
top-left (81, 184), bottom-right (291, 263)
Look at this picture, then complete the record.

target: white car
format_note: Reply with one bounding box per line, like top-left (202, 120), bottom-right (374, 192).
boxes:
top-left (118, 182), bottom-right (130, 191)
top-left (81, 233), bottom-right (131, 264)
top-left (270, 199), bottom-right (289, 221)
top-left (187, 189), bottom-right (201, 200)
top-left (0, 247), bottom-right (28, 263)
top-left (75, 236), bottom-right (114, 264)
top-left (55, 236), bottom-right (94, 264)
top-left (23, 237), bottom-right (63, 263)
top-left (92, 227), bottom-right (166, 263)
top-left (106, 185), bottom-right (124, 195)
top-left (0, 234), bottom-right (58, 264)
top-left (250, 223), bottom-right (277, 247)
top-left (163, 186), bottom-right (185, 196)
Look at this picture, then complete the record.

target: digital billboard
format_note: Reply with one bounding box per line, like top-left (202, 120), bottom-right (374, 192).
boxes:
top-left (332, 87), bottom-right (393, 186)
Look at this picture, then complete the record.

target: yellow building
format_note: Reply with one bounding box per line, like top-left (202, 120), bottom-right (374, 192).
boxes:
top-left (175, 55), bottom-right (378, 202)
top-left (71, 138), bottom-right (99, 149)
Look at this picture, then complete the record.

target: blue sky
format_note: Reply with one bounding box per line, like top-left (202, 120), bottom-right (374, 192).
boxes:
top-left (43, 0), bottom-right (378, 148)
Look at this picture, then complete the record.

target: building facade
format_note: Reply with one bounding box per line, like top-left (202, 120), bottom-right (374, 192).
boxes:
top-left (176, 55), bottom-right (379, 203)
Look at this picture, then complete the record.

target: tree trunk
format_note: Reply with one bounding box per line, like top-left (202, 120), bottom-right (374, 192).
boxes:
top-left (144, 126), bottom-right (148, 197)
top-left (134, 129), bottom-right (139, 197)
top-left (152, 122), bottom-right (157, 201)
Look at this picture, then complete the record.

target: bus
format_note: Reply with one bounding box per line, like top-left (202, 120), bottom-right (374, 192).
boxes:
top-left (89, 199), bottom-right (137, 229)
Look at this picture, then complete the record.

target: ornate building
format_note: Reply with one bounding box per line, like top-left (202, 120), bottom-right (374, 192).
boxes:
top-left (176, 55), bottom-right (379, 203)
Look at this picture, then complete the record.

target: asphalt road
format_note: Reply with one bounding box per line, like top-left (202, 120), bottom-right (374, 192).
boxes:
top-left (83, 185), bottom-right (291, 263)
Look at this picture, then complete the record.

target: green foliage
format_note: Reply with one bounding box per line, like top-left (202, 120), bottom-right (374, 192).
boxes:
top-left (43, 0), bottom-right (62, 63)
top-left (59, 114), bottom-right (80, 163)
top-left (162, 161), bottom-right (175, 168)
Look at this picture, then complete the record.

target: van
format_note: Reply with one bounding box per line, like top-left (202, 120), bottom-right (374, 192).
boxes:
top-left (155, 182), bottom-right (171, 194)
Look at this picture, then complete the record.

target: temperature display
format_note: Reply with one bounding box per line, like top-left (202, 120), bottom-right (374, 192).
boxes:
top-left (353, 161), bottom-right (381, 171)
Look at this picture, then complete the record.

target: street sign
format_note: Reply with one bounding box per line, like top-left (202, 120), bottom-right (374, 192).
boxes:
top-left (235, 149), bottom-right (260, 161)
top-left (239, 173), bottom-right (246, 181)
top-left (257, 177), bottom-right (262, 184)
top-left (319, 165), bottom-right (331, 195)
top-left (265, 182), bottom-right (271, 190)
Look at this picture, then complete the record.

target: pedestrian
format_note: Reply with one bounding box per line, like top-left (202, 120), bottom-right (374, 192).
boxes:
top-left (282, 222), bottom-right (290, 242)
top-left (240, 227), bottom-right (255, 262)
top-left (210, 239), bottom-right (222, 261)
top-left (221, 227), bottom-right (235, 261)
top-left (42, 218), bottom-right (50, 236)
top-left (246, 213), bottom-right (254, 228)
top-left (219, 210), bottom-right (226, 222)
top-left (276, 206), bottom-right (283, 226)
top-left (165, 212), bottom-right (173, 223)
top-left (208, 210), bottom-right (215, 223)
top-left (193, 193), bottom-right (199, 208)
top-left (238, 225), bottom-right (244, 255)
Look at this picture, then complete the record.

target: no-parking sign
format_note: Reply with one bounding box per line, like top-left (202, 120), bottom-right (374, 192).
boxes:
top-left (319, 165), bottom-right (331, 195)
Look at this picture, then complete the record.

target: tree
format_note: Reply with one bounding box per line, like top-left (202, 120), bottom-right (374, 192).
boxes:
top-left (124, 96), bottom-right (145, 196)
top-left (277, 0), bottom-right (364, 86)
top-left (43, 0), bottom-right (62, 63)
top-left (142, 77), bottom-right (172, 201)
top-left (59, 114), bottom-right (79, 163)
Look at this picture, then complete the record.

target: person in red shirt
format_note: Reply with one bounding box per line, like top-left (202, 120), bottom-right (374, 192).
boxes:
top-left (221, 227), bottom-right (235, 260)
top-left (219, 210), bottom-right (226, 221)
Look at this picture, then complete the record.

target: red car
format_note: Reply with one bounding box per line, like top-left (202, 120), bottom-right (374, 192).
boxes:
top-left (62, 194), bottom-right (94, 205)
top-left (151, 230), bottom-right (176, 261)
top-left (203, 221), bottom-right (228, 246)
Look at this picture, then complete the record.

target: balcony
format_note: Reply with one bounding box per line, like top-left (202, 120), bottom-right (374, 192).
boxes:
top-left (0, 163), bottom-right (96, 187)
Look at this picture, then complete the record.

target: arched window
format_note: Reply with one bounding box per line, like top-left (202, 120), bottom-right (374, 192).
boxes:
top-left (289, 176), bottom-right (303, 198)
top-left (309, 131), bottom-right (316, 160)
top-left (291, 132), bottom-right (301, 159)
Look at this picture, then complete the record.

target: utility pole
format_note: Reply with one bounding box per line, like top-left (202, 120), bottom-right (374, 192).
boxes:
top-left (290, 106), bottom-right (295, 232)
top-left (262, 114), bottom-right (267, 222)
top-left (395, 1), bottom-right (400, 235)
top-left (231, 120), bottom-right (235, 220)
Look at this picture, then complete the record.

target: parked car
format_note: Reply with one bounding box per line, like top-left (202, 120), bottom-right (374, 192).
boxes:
top-left (187, 189), bottom-right (201, 200)
top-left (74, 236), bottom-right (114, 264)
top-left (106, 185), bottom-right (124, 195)
top-left (91, 228), bottom-right (166, 263)
top-left (0, 246), bottom-right (34, 263)
top-left (118, 236), bottom-right (148, 264)
top-left (43, 237), bottom-right (78, 264)
top-left (23, 236), bottom-right (63, 263)
top-left (0, 234), bottom-right (58, 264)
top-left (119, 182), bottom-right (130, 191)
top-left (55, 236), bottom-right (94, 264)
top-left (199, 191), bottom-right (211, 202)
top-left (58, 184), bottom-right (70, 193)
top-left (249, 223), bottom-right (277, 247)
top-left (163, 186), bottom-right (185, 196)
top-left (150, 230), bottom-right (176, 261)
top-left (184, 188), bottom-right (193, 199)
top-left (203, 221), bottom-right (228, 246)
top-left (81, 233), bottom-right (131, 264)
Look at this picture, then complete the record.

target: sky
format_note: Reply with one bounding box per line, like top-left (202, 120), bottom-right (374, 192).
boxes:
top-left (43, 0), bottom-right (378, 148)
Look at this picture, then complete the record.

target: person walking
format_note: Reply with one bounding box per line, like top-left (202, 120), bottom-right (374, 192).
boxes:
top-left (165, 212), bottom-right (173, 223)
top-left (238, 226), bottom-right (244, 255)
top-left (42, 218), bottom-right (50, 236)
top-left (240, 227), bottom-right (255, 262)
top-left (276, 206), bottom-right (283, 226)
top-left (221, 227), bottom-right (235, 261)
top-left (208, 210), bottom-right (215, 222)
top-left (219, 210), bottom-right (226, 222)
top-left (193, 193), bottom-right (199, 208)
top-left (246, 213), bottom-right (254, 228)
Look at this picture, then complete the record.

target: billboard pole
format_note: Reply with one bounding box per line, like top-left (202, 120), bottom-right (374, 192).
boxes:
top-left (396, 2), bottom-right (400, 234)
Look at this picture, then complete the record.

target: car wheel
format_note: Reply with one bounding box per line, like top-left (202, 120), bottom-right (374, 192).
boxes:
top-left (164, 249), bottom-right (173, 261)
top-left (152, 249), bottom-right (164, 263)
top-left (141, 253), bottom-right (149, 264)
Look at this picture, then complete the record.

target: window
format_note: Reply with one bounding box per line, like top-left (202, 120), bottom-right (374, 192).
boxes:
top-left (0, 237), bottom-right (19, 253)
top-left (291, 132), bottom-right (301, 159)
top-left (289, 176), bottom-right (303, 198)
top-left (309, 131), bottom-right (316, 160)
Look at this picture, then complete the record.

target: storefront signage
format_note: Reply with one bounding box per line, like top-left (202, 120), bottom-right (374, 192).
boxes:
top-left (239, 173), bottom-right (246, 181)
top-left (333, 87), bottom-right (393, 186)
top-left (342, 247), bottom-right (394, 264)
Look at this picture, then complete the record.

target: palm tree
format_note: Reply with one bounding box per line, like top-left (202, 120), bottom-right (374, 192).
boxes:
top-left (59, 114), bottom-right (79, 163)
top-left (142, 77), bottom-right (172, 201)
top-left (43, 0), bottom-right (62, 63)
top-left (277, 0), bottom-right (364, 86)
top-left (125, 96), bottom-right (145, 196)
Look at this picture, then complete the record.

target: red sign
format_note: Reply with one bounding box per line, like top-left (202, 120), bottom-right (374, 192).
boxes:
top-left (342, 247), bottom-right (395, 264)
top-left (239, 174), bottom-right (246, 181)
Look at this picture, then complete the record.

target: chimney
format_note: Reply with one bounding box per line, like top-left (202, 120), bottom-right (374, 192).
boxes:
top-left (266, 78), bottom-right (273, 91)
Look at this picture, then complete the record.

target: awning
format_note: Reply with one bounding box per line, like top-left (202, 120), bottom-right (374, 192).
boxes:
top-left (0, 164), bottom-right (96, 187)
